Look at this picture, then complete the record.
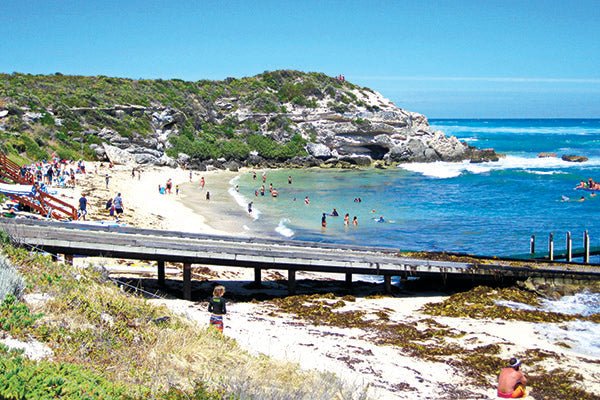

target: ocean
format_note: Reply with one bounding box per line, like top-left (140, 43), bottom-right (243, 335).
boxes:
top-left (228, 119), bottom-right (600, 261)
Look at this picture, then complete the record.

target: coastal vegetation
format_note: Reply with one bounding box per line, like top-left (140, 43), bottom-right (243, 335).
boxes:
top-left (0, 71), bottom-right (365, 165)
top-left (0, 243), bottom-right (366, 399)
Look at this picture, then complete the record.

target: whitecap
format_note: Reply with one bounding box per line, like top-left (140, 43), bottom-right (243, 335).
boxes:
top-left (399, 155), bottom-right (600, 179)
top-left (431, 124), bottom-right (600, 136)
top-left (275, 219), bottom-right (294, 238)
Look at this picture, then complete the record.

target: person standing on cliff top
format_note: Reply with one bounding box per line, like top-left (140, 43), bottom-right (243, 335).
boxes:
top-left (208, 285), bottom-right (227, 333)
top-left (497, 357), bottom-right (527, 398)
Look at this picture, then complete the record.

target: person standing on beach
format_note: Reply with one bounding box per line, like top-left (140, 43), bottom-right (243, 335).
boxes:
top-left (105, 174), bottom-right (110, 189)
top-left (206, 191), bottom-right (210, 201)
top-left (208, 285), bottom-right (227, 333)
top-left (200, 176), bottom-right (205, 190)
top-left (78, 193), bottom-right (87, 221)
top-left (113, 193), bottom-right (124, 221)
top-left (497, 358), bottom-right (527, 398)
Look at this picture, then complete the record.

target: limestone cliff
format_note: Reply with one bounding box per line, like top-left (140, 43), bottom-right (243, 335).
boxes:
top-left (0, 70), bottom-right (497, 168)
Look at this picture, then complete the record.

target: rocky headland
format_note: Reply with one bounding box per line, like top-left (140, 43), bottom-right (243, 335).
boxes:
top-left (0, 70), bottom-right (499, 168)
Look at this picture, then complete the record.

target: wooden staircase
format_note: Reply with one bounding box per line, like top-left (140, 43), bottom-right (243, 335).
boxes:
top-left (0, 153), bottom-right (78, 220)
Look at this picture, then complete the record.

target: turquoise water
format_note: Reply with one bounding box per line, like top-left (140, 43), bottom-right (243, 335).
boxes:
top-left (229, 119), bottom-right (600, 259)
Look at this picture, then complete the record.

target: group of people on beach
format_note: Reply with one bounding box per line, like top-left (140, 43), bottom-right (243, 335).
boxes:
top-left (158, 178), bottom-right (179, 195)
top-left (19, 155), bottom-right (86, 189)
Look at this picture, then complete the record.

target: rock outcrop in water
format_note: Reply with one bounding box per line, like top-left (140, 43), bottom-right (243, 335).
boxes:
top-left (0, 70), bottom-right (498, 168)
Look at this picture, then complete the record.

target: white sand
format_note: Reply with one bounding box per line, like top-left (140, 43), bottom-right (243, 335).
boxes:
top-left (64, 165), bottom-right (599, 399)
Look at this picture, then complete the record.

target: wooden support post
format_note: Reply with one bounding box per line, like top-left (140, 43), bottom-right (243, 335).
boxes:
top-left (51, 253), bottom-right (58, 262)
top-left (548, 233), bottom-right (554, 261)
top-left (157, 260), bottom-right (165, 287)
top-left (384, 275), bottom-right (392, 294)
top-left (345, 272), bottom-right (352, 288)
top-left (64, 254), bottom-right (73, 265)
top-left (288, 269), bottom-right (296, 294)
top-left (566, 232), bottom-right (572, 262)
top-left (584, 230), bottom-right (590, 264)
top-left (254, 267), bottom-right (262, 287)
top-left (183, 263), bottom-right (192, 300)
top-left (530, 234), bottom-right (535, 256)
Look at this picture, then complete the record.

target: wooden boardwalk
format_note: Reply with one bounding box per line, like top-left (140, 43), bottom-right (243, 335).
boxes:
top-left (1, 219), bottom-right (599, 299)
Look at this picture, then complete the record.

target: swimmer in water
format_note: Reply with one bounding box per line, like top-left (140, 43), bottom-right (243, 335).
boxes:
top-left (344, 213), bottom-right (349, 226)
top-left (377, 216), bottom-right (385, 223)
top-left (331, 208), bottom-right (339, 216)
top-left (321, 213), bottom-right (327, 228)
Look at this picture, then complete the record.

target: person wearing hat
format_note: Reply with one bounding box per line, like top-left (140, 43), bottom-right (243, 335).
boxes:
top-left (497, 357), bottom-right (527, 398)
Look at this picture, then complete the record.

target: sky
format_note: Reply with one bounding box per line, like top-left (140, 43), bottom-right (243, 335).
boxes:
top-left (1, 0), bottom-right (600, 118)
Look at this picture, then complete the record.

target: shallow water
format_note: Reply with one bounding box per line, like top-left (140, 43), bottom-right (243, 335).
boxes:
top-left (220, 119), bottom-right (600, 260)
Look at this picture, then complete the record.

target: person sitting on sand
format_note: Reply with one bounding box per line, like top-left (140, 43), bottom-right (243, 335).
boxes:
top-left (208, 285), bottom-right (227, 333)
top-left (497, 357), bottom-right (527, 398)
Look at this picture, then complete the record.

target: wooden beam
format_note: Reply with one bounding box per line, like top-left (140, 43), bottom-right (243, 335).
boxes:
top-left (183, 263), bottom-right (192, 300)
top-left (288, 269), bottom-right (296, 294)
top-left (157, 260), bottom-right (165, 287)
top-left (254, 267), bottom-right (262, 286)
top-left (384, 275), bottom-right (392, 293)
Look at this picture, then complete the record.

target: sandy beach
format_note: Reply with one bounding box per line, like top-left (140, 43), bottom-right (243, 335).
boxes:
top-left (62, 164), bottom-right (600, 400)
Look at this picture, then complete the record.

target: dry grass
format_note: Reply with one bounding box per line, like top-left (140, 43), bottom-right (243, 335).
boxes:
top-left (5, 245), bottom-right (368, 399)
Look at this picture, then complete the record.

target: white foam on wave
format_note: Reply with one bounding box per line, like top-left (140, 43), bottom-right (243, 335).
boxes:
top-left (399, 155), bottom-right (600, 179)
top-left (522, 169), bottom-right (566, 175)
top-left (228, 176), bottom-right (260, 220)
top-left (431, 124), bottom-right (600, 136)
top-left (541, 291), bottom-right (600, 316)
top-left (275, 218), bottom-right (294, 238)
top-left (498, 292), bottom-right (600, 357)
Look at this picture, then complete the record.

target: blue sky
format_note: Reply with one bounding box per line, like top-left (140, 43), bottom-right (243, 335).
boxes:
top-left (1, 0), bottom-right (599, 118)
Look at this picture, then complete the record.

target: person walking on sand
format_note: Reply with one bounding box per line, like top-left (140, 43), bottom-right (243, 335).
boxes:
top-left (105, 173), bottom-right (110, 189)
top-left (208, 285), bottom-right (227, 332)
top-left (113, 193), bottom-right (124, 222)
top-left (78, 193), bottom-right (87, 221)
top-left (497, 357), bottom-right (527, 398)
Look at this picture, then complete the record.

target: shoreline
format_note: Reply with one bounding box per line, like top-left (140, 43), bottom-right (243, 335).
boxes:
top-left (54, 163), bottom-right (600, 399)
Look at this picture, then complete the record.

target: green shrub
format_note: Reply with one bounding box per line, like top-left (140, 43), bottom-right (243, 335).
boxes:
top-left (0, 295), bottom-right (42, 335)
top-left (0, 345), bottom-right (130, 400)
